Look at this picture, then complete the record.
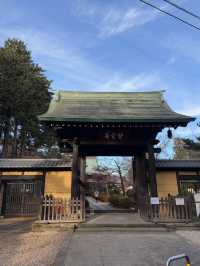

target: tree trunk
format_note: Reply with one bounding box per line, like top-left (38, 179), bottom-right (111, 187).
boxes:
top-left (114, 160), bottom-right (126, 197)
top-left (2, 120), bottom-right (10, 158)
top-left (19, 129), bottom-right (26, 157)
top-left (11, 120), bottom-right (18, 158)
top-left (119, 172), bottom-right (126, 197)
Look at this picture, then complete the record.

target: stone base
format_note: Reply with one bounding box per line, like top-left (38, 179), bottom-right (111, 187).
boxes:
top-left (32, 221), bottom-right (79, 232)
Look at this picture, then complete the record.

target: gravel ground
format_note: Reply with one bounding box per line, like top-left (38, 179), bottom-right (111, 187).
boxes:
top-left (0, 218), bottom-right (70, 266)
top-left (0, 230), bottom-right (70, 266)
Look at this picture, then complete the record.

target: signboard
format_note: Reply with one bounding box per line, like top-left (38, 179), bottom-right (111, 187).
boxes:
top-left (175, 198), bottom-right (184, 206)
top-left (150, 197), bottom-right (159, 205)
top-left (194, 193), bottom-right (200, 217)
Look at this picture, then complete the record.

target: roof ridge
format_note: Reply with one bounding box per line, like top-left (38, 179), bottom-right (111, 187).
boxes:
top-left (58, 90), bottom-right (165, 94)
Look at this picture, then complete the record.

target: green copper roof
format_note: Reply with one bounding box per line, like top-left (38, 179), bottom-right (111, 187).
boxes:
top-left (39, 90), bottom-right (194, 124)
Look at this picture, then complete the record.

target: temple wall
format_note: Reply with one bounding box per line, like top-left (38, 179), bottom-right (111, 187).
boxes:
top-left (44, 171), bottom-right (72, 199)
top-left (1, 171), bottom-right (43, 176)
top-left (156, 171), bottom-right (178, 197)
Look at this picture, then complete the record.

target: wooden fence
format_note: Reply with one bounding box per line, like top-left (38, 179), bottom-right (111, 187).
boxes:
top-left (140, 197), bottom-right (197, 223)
top-left (39, 195), bottom-right (85, 223)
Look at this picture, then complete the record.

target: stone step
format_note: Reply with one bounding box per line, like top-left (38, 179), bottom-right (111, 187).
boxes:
top-left (80, 223), bottom-right (162, 228)
top-left (92, 209), bottom-right (136, 214)
top-left (77, 226), bottom-right (170, 233)
top-left (77, 223), bottom-right (174, 233)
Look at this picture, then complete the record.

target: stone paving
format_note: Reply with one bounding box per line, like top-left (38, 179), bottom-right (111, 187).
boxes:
top-left (1, 217), bottom-right (200, 266)
top-left (63, 231), bottom-right (200, 266)
top-left (87, 196), bottom-right (116, 211)
top-left (86, 213), bottom-right (149, 225)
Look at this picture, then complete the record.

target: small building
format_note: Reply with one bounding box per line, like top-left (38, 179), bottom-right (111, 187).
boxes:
top-left (0, 159), bottom-right (71, 217)
top-left (1, 158), bottom-right (200, 217)
top-left (156, 160), bottom-right (200, 197)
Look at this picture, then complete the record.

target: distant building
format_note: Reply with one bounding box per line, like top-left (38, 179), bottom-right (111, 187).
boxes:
top-left (86, 157), bottom-right (98, 174)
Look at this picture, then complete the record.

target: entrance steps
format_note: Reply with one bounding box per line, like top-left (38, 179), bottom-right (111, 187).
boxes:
top-left (93, 209), bottom-right (135, 214)
top-left (77, 223), bottom-right (173, 233)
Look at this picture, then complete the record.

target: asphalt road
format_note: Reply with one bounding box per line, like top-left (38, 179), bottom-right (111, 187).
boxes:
top-left (61, 231), bottom-right (200, 266)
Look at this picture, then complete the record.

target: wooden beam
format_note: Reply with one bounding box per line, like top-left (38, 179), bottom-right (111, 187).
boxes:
top-left (147, 143), bottom-right (158, 197)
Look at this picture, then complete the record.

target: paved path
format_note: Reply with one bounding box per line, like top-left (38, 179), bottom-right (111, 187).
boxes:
top-left (86, 213), bottom-right (149, 225)
top-left (87, 196), bottom-right (115, 211)
top-left (62, 231), bottom-right (200, 266)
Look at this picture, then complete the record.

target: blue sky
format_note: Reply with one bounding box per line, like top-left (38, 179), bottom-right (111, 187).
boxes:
top-left (0, 0), bottom-right (200, 140)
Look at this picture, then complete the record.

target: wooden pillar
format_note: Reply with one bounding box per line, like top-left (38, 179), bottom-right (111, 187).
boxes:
top-left (0, 181), bottom-right (5, 216)
top-left (134, 151), bottom-right (148, 209)
top-left (147, 142), bottom-right (158, 197)
top-left (80, 156), bottom-right (86, 197)
top-left (132, 157), bottom-right (136, 186)
top-left (71, 138), bottom-right (80, 199)
top-left (80, 156), bottom-right (86, 184)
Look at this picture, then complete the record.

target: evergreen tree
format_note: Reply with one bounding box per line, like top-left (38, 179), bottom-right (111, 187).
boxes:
top-left (0, 38), bottom-right (53, 157)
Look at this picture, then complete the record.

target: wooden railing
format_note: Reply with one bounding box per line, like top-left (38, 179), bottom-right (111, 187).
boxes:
top-left (39, 195), bottom-right (85, 223)
top-left (140, 197), bottom-right (197, 223)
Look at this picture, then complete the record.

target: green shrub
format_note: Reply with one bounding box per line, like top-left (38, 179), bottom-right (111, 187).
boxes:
top-left (126, 189), bottom-right (136, 199)
top-left (109, 194), bottom-right (135, 209)
top-left (109, 194), bottom-right (120, 206)
top-left (119, 197), bottom-right (135, 209)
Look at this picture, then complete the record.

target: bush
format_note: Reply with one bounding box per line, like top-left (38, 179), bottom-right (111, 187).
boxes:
top-left (109, 194), bottom-right (135, 209)
top-left (126, 189), bottom-right (136, 199)
top-left (109, 194), bottom-right (120, 206)
top-left (99, 192), bottom-right (109, 202)
top-left (119, 197), bottom-right (135, 209)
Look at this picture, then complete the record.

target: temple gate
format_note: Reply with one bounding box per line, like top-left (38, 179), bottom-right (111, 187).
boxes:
top-left (39, 90), bottom-right (193, 208)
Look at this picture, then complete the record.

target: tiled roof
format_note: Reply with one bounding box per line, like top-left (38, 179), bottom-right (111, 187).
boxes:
top-left (0, 159), bottom-right (199, 171)
top-left (0, 159), bottom-right (72, 170)
top-left (156, 160), bottom-right (200, 170)
top-left (39, 91), bottom-right (193, 124)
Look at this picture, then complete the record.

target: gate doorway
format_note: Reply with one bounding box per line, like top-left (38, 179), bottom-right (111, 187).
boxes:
top-left (4, 181), bottom-right (42, 217)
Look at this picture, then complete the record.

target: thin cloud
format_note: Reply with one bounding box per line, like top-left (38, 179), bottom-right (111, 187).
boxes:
top-left (0, 26), bottom-right (161, 92)
top-left (177, 107), bottom-right (200, 117)
top-left (94, 73), bottom-right (161, 92)
top-left (98, 7), bottom-right (159, 38)
top-left (174, 120), bottom-right (200, 139)
top-left (73, 1), bottom-right (172, 38)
